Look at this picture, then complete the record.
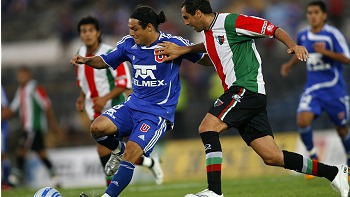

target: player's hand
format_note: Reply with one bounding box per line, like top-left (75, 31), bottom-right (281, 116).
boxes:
top-left (75, 96), bottom-right (85, 112)
top-left (280, 62), bottom-right (292, 77)
top-left (287, 45), bottom-right (309, 62)
top-left (92, 97), bottom-right (107, 113)
top-left (70, 55), bottom-right (86, 66)
top-left (313, 42), bottom-right (326, 53)
top-left (155, 41), bottom-right (185, 62)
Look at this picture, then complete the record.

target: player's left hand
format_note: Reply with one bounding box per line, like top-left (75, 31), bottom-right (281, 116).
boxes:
top-left (92, 97), bottom-right (107, 112)
top-left (155, 41), bottom-right (183, 62)
top-left (287, 45), bottom-right (309, 61)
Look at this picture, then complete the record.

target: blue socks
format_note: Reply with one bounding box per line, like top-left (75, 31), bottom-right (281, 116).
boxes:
top-left (105, 161), bottom-right (135, 197)
top-left (299, 126), bottom-right (318, 160)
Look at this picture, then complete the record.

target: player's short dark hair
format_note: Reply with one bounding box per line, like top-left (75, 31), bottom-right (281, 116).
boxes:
top-left (77, 16), bottom-right (101, 43)
top-left (130, 5), bottom-right (166, 31)
top-left (77, 16), bottom-right (101, 33)
top-left (307, 1), bottom-right (327, 13)
top-left (182, 0), bottom-right (212, 15)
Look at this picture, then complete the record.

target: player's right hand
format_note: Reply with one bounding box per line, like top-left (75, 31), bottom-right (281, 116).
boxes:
top-left (70, 55), bottom-right (85, 66)
top-left (280, 62), bottom-right (292, 77)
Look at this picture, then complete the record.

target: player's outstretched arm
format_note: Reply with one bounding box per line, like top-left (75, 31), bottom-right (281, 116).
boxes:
top-left (156, 41), bottom-right (206, 62)
top-left (274, 28), bottom-right (309, 62)
top-left (70, 55), bottom-right (108, 69)
top-left (280, 55), bottom-right (299, 77)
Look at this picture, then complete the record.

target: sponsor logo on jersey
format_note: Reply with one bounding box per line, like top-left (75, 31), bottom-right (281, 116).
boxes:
top-left (133, 64), bottom-right (166, 87)
top-left (215, 35), bottom-right (225, 45)
top-left (214, 99), bottom-right (223, 107)
top-left (140, 123), bottom-right (150, 132)
top-left (232, 94), bottom-right (242, 102)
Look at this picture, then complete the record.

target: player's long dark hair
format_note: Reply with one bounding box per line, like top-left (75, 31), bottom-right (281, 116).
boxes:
top-left (77, 16), bottom-right (102, 43)
top-left (182, 0), bottom-right (212, 15)
top-left (130, 5), bottom-right (166, 31)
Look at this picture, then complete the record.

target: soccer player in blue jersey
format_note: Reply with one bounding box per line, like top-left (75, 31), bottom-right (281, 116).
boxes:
top-left (71, 5), bottom-right (210, 197)
top-left (281, 0), bottom-right (350, 180)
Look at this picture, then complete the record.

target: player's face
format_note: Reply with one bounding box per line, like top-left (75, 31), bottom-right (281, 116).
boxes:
top-left (16, 70), bottom-right (31, 86)
top-left (79, 24), bottom-right (100, 47)
top-left (181, 7), bottom-right (204, 32)
top-left (306, 5), bottom-right (327, 28)
top-left (128, 18), bottom-right (150, 46)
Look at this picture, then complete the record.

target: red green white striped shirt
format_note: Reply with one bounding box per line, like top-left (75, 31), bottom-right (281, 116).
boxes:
top-left (10, 80), bottom-right (51, 133)
top-left (76, 43), bottom-right (132, 120)
top-left (202, 13), bottom-right (278, 94)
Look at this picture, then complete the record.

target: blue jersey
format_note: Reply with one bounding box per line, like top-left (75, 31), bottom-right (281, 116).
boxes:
top-left (297, 24), bottom-right (350, 98)
top-left (100, 32), bottom-right (203, 122)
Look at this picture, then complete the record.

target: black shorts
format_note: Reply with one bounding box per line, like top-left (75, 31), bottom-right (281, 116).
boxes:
top-left (19, 130), bottom-right (45, 151)
top-left (208, 86), bottom-right (273, 145)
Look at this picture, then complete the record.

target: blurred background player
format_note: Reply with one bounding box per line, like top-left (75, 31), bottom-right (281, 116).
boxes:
top-left (280, 0), bottom-right (350, 180)
top-left (1, 86), bottom-right (13, 189)
top-left (1, 67), bottom-right (62, 187)
top-left (75, 16), bottom-right (164, 186)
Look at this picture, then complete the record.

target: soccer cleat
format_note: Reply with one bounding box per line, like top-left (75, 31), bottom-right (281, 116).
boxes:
top-left (184, 189), bottom-right (224, 197)
top-left (330, 165), bottom-right (349, 197)
top-left (105, 149), bottom-right (123, 176)
top-left (79, 192), bottom-right (89, 197)
top-left (150, 156), bottom-right (164, 185)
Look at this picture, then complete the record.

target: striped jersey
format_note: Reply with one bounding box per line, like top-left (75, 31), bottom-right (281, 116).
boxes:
top-left (76, 43), bottom-right (132, 120)
top-left (201, 13), bottom-right (278, 94)
top-left (10, 80), bottom-right (51, 133)
top-left (297, 24), bottom-right (350, 98)
top-left (100, 32), bottom-right (203, 122)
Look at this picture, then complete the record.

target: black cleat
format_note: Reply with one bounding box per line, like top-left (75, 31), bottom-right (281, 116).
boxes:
top-left (79, 192), bottom-right (89, 197)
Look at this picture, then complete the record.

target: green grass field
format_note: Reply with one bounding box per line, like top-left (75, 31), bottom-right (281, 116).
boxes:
top-left (1, 175), bottom-right (340, 197)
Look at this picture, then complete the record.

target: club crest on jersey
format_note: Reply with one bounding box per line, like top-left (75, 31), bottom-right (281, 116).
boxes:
top-left (215, 35), bottom-right (225, 45)
top-left (214, 99), bottom-right (223, 107)
top-left (140, 123), bottom-right (150, 132)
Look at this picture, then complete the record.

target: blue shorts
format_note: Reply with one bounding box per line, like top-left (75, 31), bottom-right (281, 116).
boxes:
top-left (102, 103), bottom-right (171, 157)
top-left (297, 94), bottom-right (349, 126)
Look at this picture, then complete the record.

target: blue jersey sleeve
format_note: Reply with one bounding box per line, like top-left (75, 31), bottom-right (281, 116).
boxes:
top-left (99, 37), bottom-right (129, 69)
top-left (169, 37), bottom-right (204, 63)
top-left (330, 29), bottom-right (350, 58)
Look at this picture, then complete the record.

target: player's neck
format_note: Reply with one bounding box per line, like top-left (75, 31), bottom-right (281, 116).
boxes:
top-left (86, 42), bottom-right (100, 55)
top-left (145, 32), bottom-right (160, 47)
top-left (205, 12), bottom-right (216, 30)
top-left (310, 24), bottom-right (324, 34)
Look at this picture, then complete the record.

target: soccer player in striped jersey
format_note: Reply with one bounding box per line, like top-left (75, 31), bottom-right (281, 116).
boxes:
top-left (156, 0), bottom-right (349, 196)
top-left (76, 16), bottom-right (165, 186)
top-left (281, 1), bottom-right (350, 180)
top-left (72, 5), bottom-right (210, 197)
top-left (2, 67), bottom-right (61, 186)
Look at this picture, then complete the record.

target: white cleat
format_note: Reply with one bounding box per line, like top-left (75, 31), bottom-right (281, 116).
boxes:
top-left (150, 156), bottom-right (164, 185)
top-left (185, 189), bottom-right (224, 197)
top-left (330, 164), bottom-right (349, 197)
top-left (105, 149), bottom-right (123, 176)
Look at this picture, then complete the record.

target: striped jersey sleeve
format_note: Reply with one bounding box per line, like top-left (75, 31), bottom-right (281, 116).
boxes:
top-left (115, 62), bottom-right (132, 89)
top-left (235, 14), bottom-right (278, 38)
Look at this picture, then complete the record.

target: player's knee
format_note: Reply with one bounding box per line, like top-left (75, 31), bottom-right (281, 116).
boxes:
top-left (296, 119), bottom-right (310, 128)
top-left (90, 122), bottom-right (104, 139)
